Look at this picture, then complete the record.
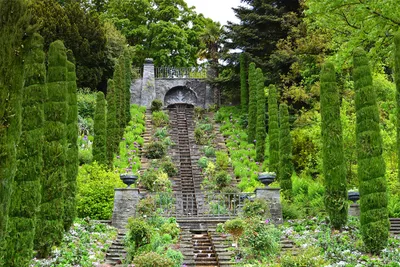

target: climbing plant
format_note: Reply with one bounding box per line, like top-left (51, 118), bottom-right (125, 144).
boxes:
top-left (255, 68), bottom-right (266, 162)
top-left (35, 40), bottom-right (68, 257)
top-left (320, 62), bottom-right (347, 229)
top-left (268, 84), bottom-right (279, 174)
top-left (93, 91), bottom-right (107, 165)
top-left (64, 59), bottom-right (79, 231)
top-left (353, 48), bottom-right (389, 253)
top-left (279, 104), bottom-right (293, 198)
top-left (247, 62), bottom-right (257, 144)
top-left (6, 33), bottom-right (46, 267)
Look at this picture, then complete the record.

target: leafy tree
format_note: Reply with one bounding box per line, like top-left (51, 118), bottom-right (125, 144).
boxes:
top-left (320, 62), bottom-right (347, 229)
top-left (353, 48), bottom-right (389, 253)
top-left (268, 84), bottom-right (279, 174)
top-left (5, 33), bottom-right (45, 267)
top-left (240, 53), bottom-right (249, 112)
top-left (255, 68), bottom-right (266, 162)
top-left (93, 92), bottom-right (107, 165)
top-left (106, 79), bottom-right (119, 166)
top-left (247, 63), bottom-right (257, 144)
top-left (279, 104), bottom-right (293, 198)
top-left (395, 33), bottom-right (400, 182)
top-left (0, 0), bottom-right (30, 262)
top-left (35, 40), bottom-right (68, 257)
top-left (63, 60), bottom-right (78, 231)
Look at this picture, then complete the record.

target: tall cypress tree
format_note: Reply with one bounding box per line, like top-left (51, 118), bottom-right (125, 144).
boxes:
top-left (0, 0), bottom-right (29, 262)
top-left (247, 62), bottom-right (257, 144)
top-left (35, 40), bottom-right (68, 257)
top-left (93, 91), bottom-right (107, 165)
top-left (114, 58), bottom-right (125, 137)
top-left (240, 53), bottom-right (248, 112)
top-left (395, 33), bottom-right (400, 183)
top-left (63, 60), bottom-right (78, 231)
top-left (279, 104), bottom-right (293, 198)
top-left (255, 68), bottom-right (266, 162)
top-left (268, 84), bottom-right (279, 174)
top-left (107, 79), bottom-right (119, 167)
top-left (5, 33), bottom-right (45, 267)
top-left (353, 48), bottom-right (389, 253)
top-left (124, 49), bottom-right (132, 125)
top-left (320, 62), bottom-right (347, 229)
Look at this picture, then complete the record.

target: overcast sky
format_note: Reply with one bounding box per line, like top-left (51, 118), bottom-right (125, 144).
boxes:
top-left (185, 0), bottom-right (242, 26)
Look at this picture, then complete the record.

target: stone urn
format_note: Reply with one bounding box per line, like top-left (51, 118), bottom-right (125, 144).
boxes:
top-left (120, 174), bottom-right (138, 188)
top-left (258, 173), bottom-right (276, 187)
top-left (348, 191), bottom-right (360, 203)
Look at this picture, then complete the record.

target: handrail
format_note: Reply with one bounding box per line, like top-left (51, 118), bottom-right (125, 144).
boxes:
top-left (155, 67), bottom-right (207, 79)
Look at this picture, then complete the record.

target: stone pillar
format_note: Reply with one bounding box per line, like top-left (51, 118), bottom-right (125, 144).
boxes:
top-left (140, 58), bottom-right (156, 107)
top-left (349, 203), bottom-right (360, 217)
top-left (112, 188), bottom-right (140, 229)
top-left (255, 188), bottom-right (283, 224)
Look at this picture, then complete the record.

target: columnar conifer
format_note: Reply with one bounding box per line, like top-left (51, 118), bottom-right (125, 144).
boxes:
top-left (0, 0), bottom-right (29, 262)
top-left (240, 53), bottom-right (248, 112)
top-left (353, 48), bottom-right (389, 253)
top-left (114, 58), bottom-right (125, 137)
top-left (35, 40), bottom-right (68, 257)
top-left (247, 62), bottom-right (257, 144)
top-left (279, 104), bottom-right (293, 198)
top-left (107, 79), bottom-right (119, 166)
top-left (6, 33), bottom-right (45, 267)
top-left (268, 84), bottom-right (279, 174)
top-left (63, 60), bottom-right (78, 231)
top-left (255, 68), bottom-right (266, 162)
top-left (320, 62), bottom-right (347, 229)
top-left (93, 91), bottom-right (107, 165)
top-left (124, 49), bottom-right (132, 125)
top-left (394, 33), bottom-right (400, 182)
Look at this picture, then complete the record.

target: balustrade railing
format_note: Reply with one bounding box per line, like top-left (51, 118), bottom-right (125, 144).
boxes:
top-left (143, 192), bottom-right (255, 218)
top-left (155, 67), bottom-right (207, 79)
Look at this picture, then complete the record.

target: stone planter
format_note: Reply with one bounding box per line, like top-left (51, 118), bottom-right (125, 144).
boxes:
top-left (258, 173), bottom-right (276, 187)
top-left (348, 191), bottom-right (360, 203)
top-left (120, 174), bottom-right (138, 188)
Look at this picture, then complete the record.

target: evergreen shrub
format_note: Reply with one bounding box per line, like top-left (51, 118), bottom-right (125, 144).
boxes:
top-left (268, 84), bottom-right (279, 173)
top-left (144, 141), bottom-right (166, 159)
top-left (106, 79), bottom-right (119, 166)
top-left (255, 68), bottom-right (266, 162)
top-left (152, 111), bottom-right (169, 127)
top-left (242, 198), bottom-right (270, 218)
top-left (279, 104), bottom-right (293, 199)
top-left (133, 252), bottom-right (174, 267)
top-left (92, 91), bottom-right (107, 165)
top-left (126, 218), bottom-right (152, 249)
top-left (240, 53), bottom-right (248, 112)
top-left (76, 162), bottom-right (124, 219)
top-left (247, 63), bottom-right (257, 143)
top-left (151, 99), bottom-right (163, 112)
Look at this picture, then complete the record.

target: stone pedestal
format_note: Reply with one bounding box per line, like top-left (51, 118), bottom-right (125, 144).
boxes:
top-left (112, 188), bottom-right (140, 229)
top-left (255, 188), bottom-right (283, 224)
top-left (349, 203), bottom-right (360, 217)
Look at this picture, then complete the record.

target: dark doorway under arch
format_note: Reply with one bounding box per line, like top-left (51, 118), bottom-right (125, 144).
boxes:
top-left (164, 86), bottom-right (197, 107)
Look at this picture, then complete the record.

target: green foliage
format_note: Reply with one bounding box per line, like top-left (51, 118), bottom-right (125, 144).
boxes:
top-left (76, 162), bottom-right (124, 219)
top-left (279, 104), bottom-right (293, 198)
top-left (0, 0), bottom-right (29, 261)
top-left (194, 127), bottom-right (208, 145)
top-left (64, 60), bottom-right (79, 231)
top-left (127, 218), bottom-right (152, 249)
top-left (242, 198), bottom-right (270, 218)
top-left (152, 111), bottom-right (169, 127)
top-left (160, 157), bottom-right (178, 177)
top-left (133, 251), bottom-right (174, 267)
top-left (151, 99), bottom-right (163, 112)
top-left (35, 40), bottom-right (68, 257)
top-left (353, 48), bottom-right (389, 253)
top-left (268, 84), bottom-right (279, 174)
top-left (395, 33), bottom-right (400, 183)
top-left (216, 151), bottom-right (230, 170)
top-left (5, 32), bottom-right (45, 267)
top-left (204, 146), bottom-right (216, 157)
top-left (224, 218), bottom-right (246, 240)
top-left (194, 106), bottom-right (206, 120)
top-left (93, 92), bottom-right (107, 165)
top-left (106, 79), bottom-right (119, 166)
top-left (136, 196), bottom-right (156, 217)
top-left (240, 53), bottom-right (248, 112)
top-left (114, 57), bottom-right (126, 137)
top-left (79, 148), bottom-right (93, 165)
top-left (247, 62), bottom-right (257, 143)
top-left (215, 171), bottom-right (232, 190)
top-left (198, 156), bottom-right (209, 169)
top-left (320, 62), bottom-right (347, 229)
top-left (281, 246), bottom-right (327, 267)
top-left (144, 141), bottom-right (166, 159)
top-left (123, 49), bottom-right (132, 125)
top-left (77, 88), bottom-right (96, 119)
top-left (255, 68), bottom-right (266, 162)
top-left (139, 169), bottom-right (171, 192)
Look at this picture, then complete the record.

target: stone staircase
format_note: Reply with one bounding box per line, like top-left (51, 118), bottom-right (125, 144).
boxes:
top-left (390, 218), bottom-right (400, 234)
top-left (104, 230), bottom-right (127, 266)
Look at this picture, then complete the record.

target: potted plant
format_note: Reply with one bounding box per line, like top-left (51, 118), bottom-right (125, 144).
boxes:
top-left (120, 173), bottom-right (138, 188)
top-left (258, 172), bottom-right (276, 187)
top-left (348, 188), bottom-right (360, 203)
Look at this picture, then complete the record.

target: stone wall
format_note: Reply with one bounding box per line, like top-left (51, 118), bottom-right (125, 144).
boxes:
top-left (111, 189), bottom-right (140, 229)
top-left (255, 188), bottom-right (283, 224)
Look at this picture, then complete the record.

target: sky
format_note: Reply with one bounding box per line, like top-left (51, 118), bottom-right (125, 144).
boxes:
top-left (184, 0), bottom-right (242, 26)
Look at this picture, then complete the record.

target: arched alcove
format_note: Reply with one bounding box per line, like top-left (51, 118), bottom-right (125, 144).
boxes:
top-left (164, 86), bottom-right (198, 106)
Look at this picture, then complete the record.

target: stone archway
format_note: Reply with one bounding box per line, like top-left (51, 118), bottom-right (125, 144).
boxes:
top-left (164, 86), bottom-right (198, 106)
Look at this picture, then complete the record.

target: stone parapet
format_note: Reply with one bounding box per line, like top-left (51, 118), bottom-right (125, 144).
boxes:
top-left (112, 188), bottom-right (140, 229)
top-left (255, 188), bottom-right (283, 224)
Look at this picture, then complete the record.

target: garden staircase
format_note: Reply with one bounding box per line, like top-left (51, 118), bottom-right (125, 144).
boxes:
top-left (390, 218), bottom-right (400, 235)
top-left (104, 230), bottom-right (127, 266)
